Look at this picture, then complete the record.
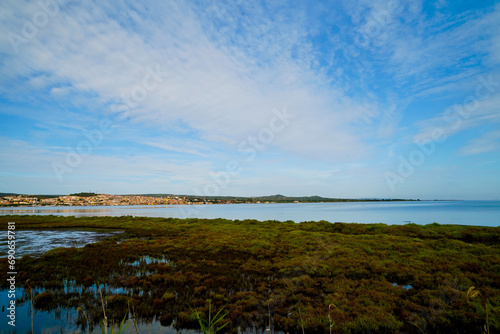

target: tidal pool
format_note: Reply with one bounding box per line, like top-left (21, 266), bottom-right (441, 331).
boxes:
top-left (0, 229), bottom-right (123, 258)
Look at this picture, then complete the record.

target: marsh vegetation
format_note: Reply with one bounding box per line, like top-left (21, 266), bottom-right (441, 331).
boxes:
top-left (0, 215), bottom-right (498, 333)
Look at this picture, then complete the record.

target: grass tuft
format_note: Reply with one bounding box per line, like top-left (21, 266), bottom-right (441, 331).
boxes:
top-left (191, 299), bottom-right (230, 334)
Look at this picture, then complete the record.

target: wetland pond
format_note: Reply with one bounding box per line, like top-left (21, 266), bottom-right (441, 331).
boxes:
top-left (0, 229), bottom-right (201, 333)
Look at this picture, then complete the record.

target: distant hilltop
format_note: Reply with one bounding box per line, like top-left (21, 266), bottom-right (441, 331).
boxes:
top-left (146, 194), bottom-right (418, 203)
top-left (0, 192), bottom-right (418, 207)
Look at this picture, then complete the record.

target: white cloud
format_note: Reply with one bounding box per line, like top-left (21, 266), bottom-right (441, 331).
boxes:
top-left (413, 87), bottom-right (500, 144)
top-left (142, 141), bottom-right (210, 158)
top-left (0, 136), bottom-right (218, 193)
top-left (340, 0), bottom-right (500, 98)
top-left (0, 0), bottom-right (382, 164)
top-left (490, 32), bottom-right (500, 66)
top-left (460, 129), bottom-right (500, 156)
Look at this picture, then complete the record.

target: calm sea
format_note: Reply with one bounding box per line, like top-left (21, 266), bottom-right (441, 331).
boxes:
top-left (1, 200), bottom-right (499, 227)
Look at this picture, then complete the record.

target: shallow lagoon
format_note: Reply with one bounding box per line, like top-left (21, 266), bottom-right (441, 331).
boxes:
top-left (1, 200), bottom-right (499, 226)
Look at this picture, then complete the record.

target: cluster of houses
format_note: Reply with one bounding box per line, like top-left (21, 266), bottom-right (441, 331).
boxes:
top-left (0, 194), bottom-right (189, 206)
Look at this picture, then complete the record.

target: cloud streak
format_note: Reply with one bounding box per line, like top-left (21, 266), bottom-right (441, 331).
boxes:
top-left (0, 0), bottom-right (499, 198)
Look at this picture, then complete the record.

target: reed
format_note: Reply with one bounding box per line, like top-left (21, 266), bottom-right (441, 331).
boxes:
top-left (467, 286), bottom-right (490, 334)
top-left (127, 299), bottom-right (139, 334)
top-left (98, 285), bottom-right (130, 334)
top-left (297, 307), bottom-right (305, 334)
top-left (25, 280), bottom-right (34, 334)
top-left (76, 306), bottom-right (91, 334)
top-left (191, 300), bottom-right (229, 334)
top-left (327, 304), bottom-right (337, 334)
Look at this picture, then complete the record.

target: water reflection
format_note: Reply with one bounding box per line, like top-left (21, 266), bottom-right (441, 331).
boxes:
top-left (118, 255), bottom-right (175, 276)
top-left (1, 201), bottom-right (499, 226)
top-left (0, 287), bottom-right (197, 334)
top-left (0, 278), bottom-right (199, 333)
top-left (0, 230), bottom-right (122, 258)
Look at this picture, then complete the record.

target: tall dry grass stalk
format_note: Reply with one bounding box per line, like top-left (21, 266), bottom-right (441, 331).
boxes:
top-left (467, 286), bottom-right (490, 334)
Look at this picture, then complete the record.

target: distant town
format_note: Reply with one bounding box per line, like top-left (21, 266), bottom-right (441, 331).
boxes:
top-left (0, 193), bottom-right (211, 207)
top-left (0, 192), bottom-right (418, 207)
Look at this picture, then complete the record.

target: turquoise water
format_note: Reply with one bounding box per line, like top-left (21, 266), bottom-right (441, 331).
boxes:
top-left (1, 200), bottom-right (499, 226)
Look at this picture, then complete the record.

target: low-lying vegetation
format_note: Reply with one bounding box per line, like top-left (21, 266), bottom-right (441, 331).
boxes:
top-left (1, 215), bottom-right (499, 333)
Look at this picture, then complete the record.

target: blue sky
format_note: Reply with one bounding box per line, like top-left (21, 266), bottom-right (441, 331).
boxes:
top-left (0, 0), bottom-right (499, 199)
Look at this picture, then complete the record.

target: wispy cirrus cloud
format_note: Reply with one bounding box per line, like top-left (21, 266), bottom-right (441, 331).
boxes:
top-left (460, 129), bottom-right (500, 156)
top-left (0, 0), bottom-right (499, 198)
top-left (0, 0), bottom-right (379, 162)
top-left (413, 86), bottom-right (500, 144)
